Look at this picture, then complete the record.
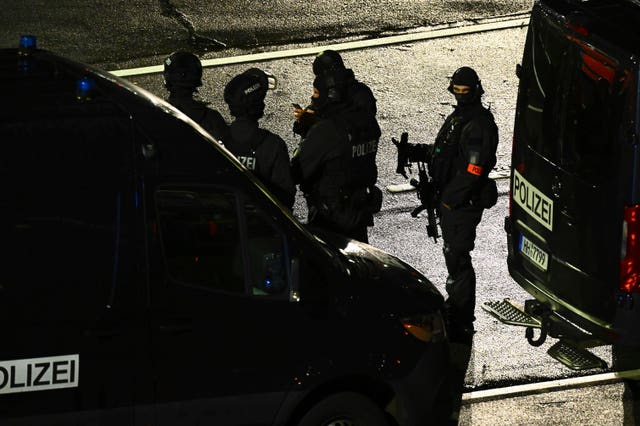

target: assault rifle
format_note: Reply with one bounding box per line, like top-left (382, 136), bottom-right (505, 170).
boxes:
top-left (391, 132), bottom-right (440, 243)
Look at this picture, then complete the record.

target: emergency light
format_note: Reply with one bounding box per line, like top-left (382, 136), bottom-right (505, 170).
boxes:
top-left (19, 35), bottom-right (36, 50)
top-left (76, 77), bottom-right (95, 101)
top-left (17, 35), bottom-right (37, 73)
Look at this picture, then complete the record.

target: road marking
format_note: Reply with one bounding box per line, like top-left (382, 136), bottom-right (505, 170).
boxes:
top-left (461, 368), bottom-right (640, 404)
top-left (109, 14), bottom-right (530, 77)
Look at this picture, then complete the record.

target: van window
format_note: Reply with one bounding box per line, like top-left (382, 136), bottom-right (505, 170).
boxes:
top-left (519, 17), bottom-right (634, 179)
top-left (155, 188), bottom-right (288, 297)
top-left (244, 201), bottom-right (288, 296)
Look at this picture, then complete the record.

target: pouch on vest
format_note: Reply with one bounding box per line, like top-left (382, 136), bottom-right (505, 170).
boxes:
top-left (474, 178), bottom-right (498, 209)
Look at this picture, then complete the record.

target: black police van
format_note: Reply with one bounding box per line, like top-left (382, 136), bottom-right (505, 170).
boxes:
top-left (484, 0), bottom-right (640, 370)
top-left (0, 37), bottom-right (449, 425)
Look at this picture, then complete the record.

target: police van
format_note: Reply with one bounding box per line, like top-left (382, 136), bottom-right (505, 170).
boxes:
top-left (0, 36), bottom-right (450, 425)
top-left (484, 0), bottom-right (640, 370)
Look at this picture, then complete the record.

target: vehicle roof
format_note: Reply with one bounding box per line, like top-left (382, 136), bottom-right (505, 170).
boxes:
top-left (0, 43), bottom-right (254, 180)
top-left (540, 0), bottom-right (640, 56)
top-left (0, 44), bottom-right (244, 169)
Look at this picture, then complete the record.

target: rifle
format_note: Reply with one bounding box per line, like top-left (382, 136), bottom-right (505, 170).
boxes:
top-left (409, 162), bottom-right (440, 243)
top-left (392, 132), bottom-right (440, 243)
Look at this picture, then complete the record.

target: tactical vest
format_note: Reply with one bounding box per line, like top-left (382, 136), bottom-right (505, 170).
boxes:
top-left (340, 114), bottom-right (381, 220)
top-left (430, 106), bottom-right (490, 193)
top-left (350, 135), bottom-right (378, 189)
top-left (338, 112), bottom-right (379, 190)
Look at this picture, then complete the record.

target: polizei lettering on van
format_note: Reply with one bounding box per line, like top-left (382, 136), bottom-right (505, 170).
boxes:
top-left (0, 355), bottom-right (79, 395)
top-left (513, 170), bottom-right (553, 231)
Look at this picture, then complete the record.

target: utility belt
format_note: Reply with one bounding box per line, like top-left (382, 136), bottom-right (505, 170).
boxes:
top-left (441, 177), bottom-right (498, 211)
top-left (306, 185), bottom-right (382, 231)
top-left (472, 177), bottom-right (498, 209)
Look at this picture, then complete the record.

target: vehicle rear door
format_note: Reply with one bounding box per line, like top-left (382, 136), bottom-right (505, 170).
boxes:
top-left (510, 7), bottom-right (638, 323)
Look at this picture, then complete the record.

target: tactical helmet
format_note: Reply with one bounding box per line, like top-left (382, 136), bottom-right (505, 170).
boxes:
top-left (447, 66), bottom-right (484, 99)
top-left (312, 50), bottom-right (345, 76)
top-left (163, 51), bottom-right (203, 90)
top-left (224, 68), bottom-right (271, 119)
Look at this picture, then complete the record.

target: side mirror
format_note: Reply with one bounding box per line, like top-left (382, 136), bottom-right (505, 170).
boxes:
top-left (515, 63), bottom-right (522, 79)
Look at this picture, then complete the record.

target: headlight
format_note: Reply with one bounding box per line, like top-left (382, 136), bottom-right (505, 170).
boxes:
top-left (400, 311), bottom-right (446, 343)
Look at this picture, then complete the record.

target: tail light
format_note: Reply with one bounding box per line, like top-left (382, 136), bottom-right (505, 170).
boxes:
top-left (620, 205), bottom-right (640, 292)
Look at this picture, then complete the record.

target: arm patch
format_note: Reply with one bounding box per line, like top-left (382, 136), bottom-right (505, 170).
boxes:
top-left (467, 163), bottom-right (483, 176)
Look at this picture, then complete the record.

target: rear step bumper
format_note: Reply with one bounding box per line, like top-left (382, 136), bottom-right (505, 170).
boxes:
top-left (547, 341), bottom-right (607, 371)
top-left (482, 298), bottom-right (608, 371)
top-left (482, 299), bottom-right (541, 328)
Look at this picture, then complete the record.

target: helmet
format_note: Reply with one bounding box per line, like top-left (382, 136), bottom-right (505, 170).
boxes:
top-left (312, 50), bottom-right (345, 76)
top-left (243, 67), bottom-right (277, 90)
top-left (447, 66), bottom-right (484, 95)
top-left (447, 66), bottom-right (484, 104)
top-left (163, 51), bottom-right (203, 90)
top-left (224, 68), bottom-right (271, 119)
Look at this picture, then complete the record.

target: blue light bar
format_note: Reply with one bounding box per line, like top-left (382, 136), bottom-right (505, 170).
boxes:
top-left (76, 77), bottom-right (96, 101)
top-left (19, 35), bottom-right (36, 50)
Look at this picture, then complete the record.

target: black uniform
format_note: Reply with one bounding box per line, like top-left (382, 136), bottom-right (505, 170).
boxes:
top-left (294, 54), bottom-right (382, 242)
top-left (225, 117), bottom-right (296, 210)
top-left (291, 72), bottom-right (369, 240)
top-left (438, 79), bottom-right (498, 426)
top-left (340, 70), bottom-right (382, 243)
top-left (224, 68), bottom-right (296, 210)
top-left (435, 101), bottom-right (498, 336)
top-left (401, 67), bottom-right (498, 425)
top-left (167, 91), bottom-right (229, 142)
top-left (163, 51), bottom-right (229, 143)
top-left (405, 67), bottom-right (498, 337)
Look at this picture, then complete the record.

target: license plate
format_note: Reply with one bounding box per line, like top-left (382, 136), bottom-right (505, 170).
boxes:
top-left (518, 234), bottom-right (549, 271)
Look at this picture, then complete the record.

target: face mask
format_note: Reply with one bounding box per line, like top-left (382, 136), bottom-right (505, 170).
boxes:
top-left (455, 93), bottom-right (474, 105)
top-left (310, 88), bottom-right (328, 112)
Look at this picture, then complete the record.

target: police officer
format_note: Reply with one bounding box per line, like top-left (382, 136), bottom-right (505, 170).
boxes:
top-left (293, 49), bottom-right (381, 140)
top-left (163, 50), bottom-right (229, 142)
top-left (223, 68), bottom-right (296, 210)
top-left (291, 71), bottom-right (365, 240)
top-left (395, 66), bottom-right (498, 424)
top-left (294, 51), bottom-right (382, 243)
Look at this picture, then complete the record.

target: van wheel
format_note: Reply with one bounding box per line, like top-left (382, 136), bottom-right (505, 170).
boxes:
top-left (298, 392), bottom-right (390, 426)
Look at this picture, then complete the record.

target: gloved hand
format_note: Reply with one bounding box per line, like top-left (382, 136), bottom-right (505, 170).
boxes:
top-left (392, 132), bottom-right (410, 179)
top-left (293, 107), bottom-right (316, 137)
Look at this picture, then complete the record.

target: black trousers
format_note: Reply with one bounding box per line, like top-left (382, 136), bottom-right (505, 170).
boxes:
top-left (439, 204), bottom-right (484, 338)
